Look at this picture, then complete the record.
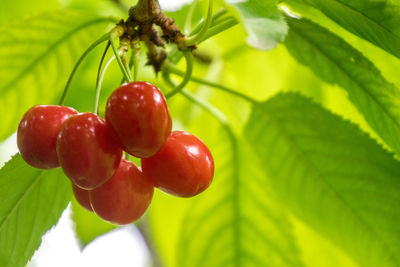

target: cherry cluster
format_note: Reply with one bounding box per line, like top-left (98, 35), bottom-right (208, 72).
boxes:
top-left (17, 81), bottom-right (214, 225)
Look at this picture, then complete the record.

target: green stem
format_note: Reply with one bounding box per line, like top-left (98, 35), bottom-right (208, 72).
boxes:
top-left (58, 32), bottom-right (110, 105)
top-left (185, 0), bottom-right (214, 46)
top-left (166, 62), bottom-right (259, 104)
top-left (123, 59), bottom-right (133, 81)
top-left (96, 41), bottom-right (111, 88)
top-left (165, 50), bottom-right (194, 98)
top-left (133, 51), bottom-right (139, 81)
top-left (120, 50), bottom-right (139, 84)
top-left (181, 90), bottom-right (228, 125)
top-left (199, 17), bottom-right (238, 42)
top-left (94, 56), bottom-right (115, 114)
top-left (188, 9), bottom-right (228, 37)
top-left (110, 35), bottom-right (133, 83)
top-left (163, 70), bottom-right (226, 123)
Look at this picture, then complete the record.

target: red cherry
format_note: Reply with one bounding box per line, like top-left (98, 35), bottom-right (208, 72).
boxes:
top-left (105, 81), bottom-right (172, 158)
top-left (17, 105), bottom-right (77, 169)
top-left (90, 160), bottom-right (154, 225)
top-left (141, 131), bottom-right (214, 197)
top-left (72, 183), bottom-right (93, 212)
top-left (57, 113), bottom-right (122, 190)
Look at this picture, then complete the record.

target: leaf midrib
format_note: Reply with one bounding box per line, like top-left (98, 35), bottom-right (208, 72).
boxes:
top-left (0, 17), bottom-right (115, 96)
top-left (260, 103), bottom-right (399, 265)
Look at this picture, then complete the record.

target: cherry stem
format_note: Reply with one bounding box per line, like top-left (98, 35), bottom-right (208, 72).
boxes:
top-left (133, 50), bottom-right (139, 81)
top-left (120, 50), bottom-right (139, 84)
top-left (163, 70), bottom-right (236, 163)
top-left (165, 61), bottom-right (259, 104)
top-left (94, 55), bottom-right (115, 114)
top-left (110, 35), bottom-right (133, 83)
top-left (185, 0), bottom-right (214, 47)
top-left (96, 41), bottom-right (111, 89)
top-left (199, 17), bottom-right (237, 42)
top-left (58, 32), bottom-right (110, 105)
top-left (164, 50), bottom-right (194, 98)
top-left (188, 9), bottom-right (228, 37)
top-left (162, 70), bottom-right (226, 122)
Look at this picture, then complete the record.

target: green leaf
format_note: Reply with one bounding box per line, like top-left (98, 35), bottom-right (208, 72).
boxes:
top-left (70, 198), bottom-right (116, 247)
top-left (285, 16), bottom-right (400, 156)
top-left (0, 154), bottom-right (71, 267)
top-left (226, 0), bottom-right (288, 50)
top-left (0, 0), bottom-right (59, 23)
top-left (175, 126), bottom-right (303, 266)
top-left (0, 11), bottom-right (115, 142)
top-left (296, 0), bottom-right (400, 59)
top-left (166, 103), bottom-right (302, 267)
top-left (245, 93), bottom-right (400, 267)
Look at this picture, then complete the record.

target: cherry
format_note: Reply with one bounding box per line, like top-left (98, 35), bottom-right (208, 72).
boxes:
top-left (57, 113), bottom-right (122, 190)
top-left (141, 131), bottom-right (214, 197)
top-left (105, 81), bottom-right (172, 158)
top-left (17, 105), bottom-right (77, 169)
top-left (72, 183), bottom-right (93, 212)
top-left (90, 159), bottom-right (154, 225)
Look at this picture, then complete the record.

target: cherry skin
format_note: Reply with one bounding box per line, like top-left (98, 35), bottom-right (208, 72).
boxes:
top-left (17, 105), bottom-right (77, 169)
top-left (105, 81), bottom-right (172, 158)
top-left (56, 113), bottom-right (122, 190)
top-left (90, 159), bottom-right (154, 225)
top-left (141, 131), bottom-right (214, 198)
top-left (72, 183), bottom-right (93, 212)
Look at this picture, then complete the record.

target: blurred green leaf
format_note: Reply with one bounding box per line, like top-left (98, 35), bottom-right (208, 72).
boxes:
top-left (70, 198), bottom-right (117, 247)
top-left (245, 93), bottom-right (400, 267)
top-left (0, 11), bottom-right (115, 142)
top-left (0, 0), bottom-right (59, 23)
top-left (176, 133), bottom-right (303, 267)
top-left (289, 0), bottom-right (400, 59)
top-left (226, 0), bottom-right (288, 50)
top-left (285, 17), bottom-right (400, 156)
top-left (0, 154), bottom-right (71, 267)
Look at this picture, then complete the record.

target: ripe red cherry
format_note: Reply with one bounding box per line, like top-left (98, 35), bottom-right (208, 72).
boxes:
top-left (105, 81), bottom-right (172, 158)
top-left (72, 184), bottom-right (93, 212)
top-left (57, 113), bottom-right (122, 190)
top-left (141, 131), bottom-right (214, 197)
top-left (17, 105), bottom-right (77, 169)
top-left (90, 160), bottom-right (154, 225)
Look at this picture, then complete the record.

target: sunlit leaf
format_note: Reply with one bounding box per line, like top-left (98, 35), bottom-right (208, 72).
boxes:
top-left (285, 17), bottom-right (400, 156)
top-left (226, 0), bottom-right (288, 50)
top-left (245, 93), bottom-right (400, 267)
top-left (293, 0), bottom-right (400, 59)
top-left (0, 154), bottom-right (71, 267)
top-left (0, 11), bottom-right (115, 141)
